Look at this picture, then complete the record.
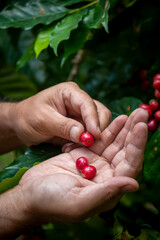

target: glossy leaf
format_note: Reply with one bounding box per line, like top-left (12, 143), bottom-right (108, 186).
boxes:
top-left (108, 97), bottom-right (142, 116)
top-left (144, 127), bottom-right (160, 186)
top-left (0, 144), bottom-right (61, 194)
top-left (34, 25), bottom-right (55, 58)
top-left (17, 43), bottom-right (35, 70)
top-left (50, 11), bottom-right (85, 55)
top-left (61, 24), bottom-right (90, 66)
top-left (84, 4), bottom-right (104, 29)
top-left (0, 0), bottom-right (69, 30)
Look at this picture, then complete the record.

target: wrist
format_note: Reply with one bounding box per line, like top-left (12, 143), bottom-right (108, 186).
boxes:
top-left (0, 185), bottom-right (36, 239)
top-left (0, 102), bottom-right (23, 154)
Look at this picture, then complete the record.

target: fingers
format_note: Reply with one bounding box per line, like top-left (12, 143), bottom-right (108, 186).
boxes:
top-left (62, 142), bottom-right (80, 153)
top-left (109, 108), bottom-right (148, 151)
top-left (76, 176), bottom-right (139, 219)
top-left (48, 111), bottom-right (85, 143)
top-left (115, 122), bottom-right (148, 178)
top-left (93, 100), bottom-right (112, 131)
top-left (124, 108), bottom-right (148, 147)
top-left (101, 108), bottom-right (148, 163)
top-left (62, 83), bottom-right (111, 140)
top-left (90, 115), bottom-right (128, 156)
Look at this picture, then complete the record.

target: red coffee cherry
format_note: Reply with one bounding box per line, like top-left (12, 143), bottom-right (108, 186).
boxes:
top-left (80, 132), bottom-right (94, 147)
top-left (76, 157), bottom-right (88, 172)
top-left (81, 165), bottom-right (97, 180)
top-left (153, 73), bottom-right (160, 81)
top-left (153, 79), bottom-right (160, 90)
top-left (154, 110), bottom-right (160, 122)
top-left (149, 99), bottom-right (159, 111)
top-left (148, 119), bottom-right (158, 131)
top-left (139, 104), bottom-right (152, 119)
top-left (155, 89), bottom-right (160, 99)
top-left (139, 103), bottom-right (150, 109)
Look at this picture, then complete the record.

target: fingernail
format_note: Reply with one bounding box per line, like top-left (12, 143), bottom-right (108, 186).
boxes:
top-left (70, 126), bottom-right (80, 142)
top-left (121, 185), bottom-right (138, 193)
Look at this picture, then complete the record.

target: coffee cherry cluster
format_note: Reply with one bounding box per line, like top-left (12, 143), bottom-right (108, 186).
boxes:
top-left (153, 73), bottom-right (160, 99)
top-left (139, 100), bottom-right (160, 131)
top-left (76, 157), bottom-right (96, 180)
top-left (75, 132), bottom-right (96, 180)
top-left (138, 73), bottom-right (160, 132)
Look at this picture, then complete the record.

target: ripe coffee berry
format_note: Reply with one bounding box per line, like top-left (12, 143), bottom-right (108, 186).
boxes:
top-left (155, 89), bottom-right (160, 99)
top-left (149, 99), bottom-right (159, 111)
top-left (76, 157), bottom-right (88, 172)
top-left (80, 132), bottom-right (94, 147)
top-left (139, 104), bottom-right (152, 119)
top-left (154, 110), bottom-right (160, 122)
top-left (153, 79), bottom-right (160, 90)
top-left (153, 73), bottom-right (160, 81)
top-left (148, 119), bottom-right (158, 131)
top-left (81, 165), bottom-right (96, 180)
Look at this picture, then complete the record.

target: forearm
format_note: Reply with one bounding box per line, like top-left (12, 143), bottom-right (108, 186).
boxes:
top-left (0, 102), bottom-right (23, 154)
top-left (0, 186), bottom-right (31, 240)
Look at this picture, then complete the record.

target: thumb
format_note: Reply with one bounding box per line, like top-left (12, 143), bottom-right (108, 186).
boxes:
top-left (51, 113), bottom-right (85, 143)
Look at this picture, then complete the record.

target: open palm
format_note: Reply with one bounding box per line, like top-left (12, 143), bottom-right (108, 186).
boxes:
top-left (19, 109), bottom-right (148, 223)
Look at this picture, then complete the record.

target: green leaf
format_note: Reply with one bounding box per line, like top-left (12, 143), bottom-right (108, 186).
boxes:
top-left (83, 1), bottom-right (110, 31)
top-left (143, 127), bottom-right (160, 206)
top-left (0, 0), bottom-right (69, 30)
top-left (34, 25), bottom-right (55, 58)
top-left (17, 43), bottom-right (35, 70)
top-left (84, 4), bottom-right (104, 29)
top-left (0, 144), bottom-right (61, 194)
top-left (50, 11), bottom-right (85, 55)
top-left (144, 127), bottom-right (160, 185)
top-left (108, 97), bottom-right (142, 116)
top-left (0, 65), bottom-right (37, 100)
top-left (61, 24), bottom-right (90, 66)
top-left (101, 1), bottom-right (110, 32)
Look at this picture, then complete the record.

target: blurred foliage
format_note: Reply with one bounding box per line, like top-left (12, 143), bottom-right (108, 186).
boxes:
top-left (0, 144), bottom-right (61, 194)
top-left (0, 0), bottom-right (160, 239)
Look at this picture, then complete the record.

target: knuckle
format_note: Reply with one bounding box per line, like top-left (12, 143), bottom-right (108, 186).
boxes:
top-left (68, 81), bottom-right (78, 88)
top-left (57, 121), bottom-right (71, 137)
top-left (58, 122), bottom-right (66, 135)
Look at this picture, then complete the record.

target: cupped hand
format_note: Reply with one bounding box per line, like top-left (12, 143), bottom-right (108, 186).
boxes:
top-left (18, 108), bottom-right (148, 223)
top-left (12, 82), bottom-right (111, 147)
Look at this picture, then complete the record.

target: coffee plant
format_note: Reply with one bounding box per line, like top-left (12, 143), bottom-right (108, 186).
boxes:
top-left (1, 0), bottom-right (160, 239)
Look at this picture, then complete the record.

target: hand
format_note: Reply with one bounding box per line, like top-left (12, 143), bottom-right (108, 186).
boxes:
top-left (17, 108), bottom-right (148, 225)
top-left (11, 82), bottom-right (111, 147)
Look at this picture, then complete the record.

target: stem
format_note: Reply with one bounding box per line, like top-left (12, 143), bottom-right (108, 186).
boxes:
top-left (69, 0), bottom-right (98, 14)
top-left (67, 50), bottom-right (84, 82)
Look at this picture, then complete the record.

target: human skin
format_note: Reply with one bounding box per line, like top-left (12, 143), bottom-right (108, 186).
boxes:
top-left (0, 82), bottom-right (111, 154)
top-left (0, 108), bottom-right (148, 240)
